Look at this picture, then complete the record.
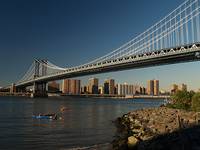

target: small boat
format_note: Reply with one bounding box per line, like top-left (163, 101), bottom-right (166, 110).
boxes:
top-left (32, 114), bottom-right (57, 120)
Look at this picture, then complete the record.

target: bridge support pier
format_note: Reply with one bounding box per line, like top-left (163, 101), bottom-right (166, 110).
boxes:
top-left (31, 82), bottom-right (48, 98)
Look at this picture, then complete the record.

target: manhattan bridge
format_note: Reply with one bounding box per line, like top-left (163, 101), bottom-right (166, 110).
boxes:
top-left (5, 0), bottom-right (200, 97)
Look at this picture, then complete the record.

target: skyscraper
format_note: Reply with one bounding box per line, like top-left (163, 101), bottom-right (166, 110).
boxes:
top-left (147, 80), bottom-right (154, 95)
top-left (104, 80), bottom-right (109, 94)
top-left (147, 80), bottom-right (159, 95)
top-left (104, 79), bottom-right (115, 95)
top-left (98, 86), bottom-right (104, 94)
top-left (140, 87), bottom-right (146, 95)
top-left (117, 83), bottom-right (143, 95)
top-left (88, 78), bottom-right (98, 94)
top-left (62, 79), bottom-right (80, 95)
top-left (74, 80), bottom-right (80, 95)
top-left (62, 79), bottom-right (70, 94)
top-left (109, 79), bottom-right (115, 95)
top-left (154, 80), bottom-right (159, 96)
top-left (117, 84), bottom-right (123, 95)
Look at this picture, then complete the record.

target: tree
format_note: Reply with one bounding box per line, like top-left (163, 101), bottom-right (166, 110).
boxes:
top-left (192, 92), bottom-right (200, 112)
top-left (171, 90), bottom-right (192, 110)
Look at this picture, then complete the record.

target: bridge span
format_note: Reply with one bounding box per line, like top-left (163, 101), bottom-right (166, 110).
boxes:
top-left (16, 43), bottom-right (200, 87)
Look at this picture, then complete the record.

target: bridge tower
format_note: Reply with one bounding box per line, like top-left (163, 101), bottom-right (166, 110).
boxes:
top-left (32, 59), bottom-right (48, 98)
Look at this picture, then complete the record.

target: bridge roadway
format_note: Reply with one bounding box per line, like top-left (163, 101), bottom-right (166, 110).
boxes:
top-left (16, 43), bottom-right (200, 88)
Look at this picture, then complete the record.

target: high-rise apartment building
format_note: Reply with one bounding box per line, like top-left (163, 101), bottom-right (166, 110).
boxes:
top-left (62, 79), bottom-right (70, 94)
top-left (140, 87), bottom-right (146, 95)
top-left (147, 80), bottom-right (154, 95)
top-left (62, 79), bottom-right (80, 95)
top-left (88, 78), bottom-right (98, 94)
top-left (104, 80), bottom-right (109, 94)
top-left (109, 79), bottom-right (115, 95)
top-left (104, 79), bottom-right (115, 95)
top-left (117, 84), bottom-right (123, 95)
top-left (98, 86), bottom-right (104, 94)
top-left (117, 83), bottom-right (142, 95)
top-left (154, 80), bottom-right (159, 96)
top-left (75, 80), bottom-right (80, 94)
top-left (147, 80), bottom-right (159, 95)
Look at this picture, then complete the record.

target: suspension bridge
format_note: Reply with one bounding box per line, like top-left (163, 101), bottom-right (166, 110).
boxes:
top-left (4, 0), bottom-right (200, 97)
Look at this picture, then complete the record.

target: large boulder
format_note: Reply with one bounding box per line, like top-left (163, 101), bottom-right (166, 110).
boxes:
top-left (127, 136), bottom-right (139, 148)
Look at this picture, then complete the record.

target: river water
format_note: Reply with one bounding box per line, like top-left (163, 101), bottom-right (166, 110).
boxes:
top-left (0, 96), bottom-right (163, 150)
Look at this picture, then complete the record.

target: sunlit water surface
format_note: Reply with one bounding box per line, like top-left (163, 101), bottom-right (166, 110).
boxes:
top-left (0, 96), bottom-right (163, 149)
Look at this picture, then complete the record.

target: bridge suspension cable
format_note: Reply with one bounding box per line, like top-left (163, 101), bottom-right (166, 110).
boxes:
top-left (81, 0), bottom-right (200, 66)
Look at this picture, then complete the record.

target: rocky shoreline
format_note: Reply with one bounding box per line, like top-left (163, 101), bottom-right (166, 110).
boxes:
top-left (112, 107), bottom-right (200, 150)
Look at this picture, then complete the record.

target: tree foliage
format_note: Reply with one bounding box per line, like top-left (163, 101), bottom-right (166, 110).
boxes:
top-left (192, 92), bottom-right (200, 112)
top-left (170, 90), bottom-right (194, 110)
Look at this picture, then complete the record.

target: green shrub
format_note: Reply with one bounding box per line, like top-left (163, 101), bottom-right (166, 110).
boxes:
top-left (170, 90), bottom-right (192, 110)
top-left (192, 92), bottom-right (200, 112)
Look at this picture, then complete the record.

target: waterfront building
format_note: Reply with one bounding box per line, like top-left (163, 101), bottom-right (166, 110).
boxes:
top-left (62, 79), bottom-right (70, 94)
top-left (114, 85), bottom-right (118, 95)
top-left (147, 80), bottom-right (159, 95)
top-left (117, 83), bottom-right (142, 96)
top-left (88, 78), bottom-right (98, 94)
top-left (62, 79), bottom-right (80, 95)
top-left (104, 80), bottom-right (109, 94)
top-left (124, 83), bottom-right (128, 95)
top-left (154, 80), bottom-right (159, 96)
top-left (160, 89), bottom-right (170, 95)
top-left (117, 84), bottom-right (123, 95)
top-left (81, 86), bottom-right (88, 94)
top-left (75, 80), bottom-right (81, 95)
top-left (104, 79), bottom-right (115, 95)
top-left (48, 81), bottom-right (60, 92)
top-left (109, 79), bottom-right (115, 95)
top-left (117, 84), bottom-right (126, 95)
top-left (122, 84), bottom-right (126, 95)
top-left (147, 80), bottom-right (154, 95)
top-left (140, 87), bottom-right (146, 95)
top-left (87, 86), bottom-right (89, 94)
top-left (133, 85), bottom-right (140, 94)
top-left (98, 86), bottom-right (104, 94)
top-left (128, 85), bottom-right (133, 95)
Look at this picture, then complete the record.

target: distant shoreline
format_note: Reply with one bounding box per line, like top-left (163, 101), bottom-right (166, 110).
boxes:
top-left (59, 94), bottom-right (169, 100)
top-left (0, 92), bottom-right (169, 100)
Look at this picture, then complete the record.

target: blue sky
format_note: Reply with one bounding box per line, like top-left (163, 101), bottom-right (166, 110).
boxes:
top-left (1, 0), bottom-right (199, 91)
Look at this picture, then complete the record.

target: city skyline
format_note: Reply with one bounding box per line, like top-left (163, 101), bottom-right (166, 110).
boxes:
top-left (1, 0), bottom-right (200, 91)
top-left (49, 77), bottom-right (191, 94)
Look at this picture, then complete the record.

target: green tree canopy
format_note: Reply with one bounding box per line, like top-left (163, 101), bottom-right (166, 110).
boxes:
top-left (171, 90), bottom-right (192, 110)
top-left (192, 92), bottom-right (200, 112)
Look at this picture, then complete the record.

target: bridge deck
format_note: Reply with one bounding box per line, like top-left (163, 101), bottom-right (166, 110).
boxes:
top-left (16, 43), bottom-right (200, 87)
